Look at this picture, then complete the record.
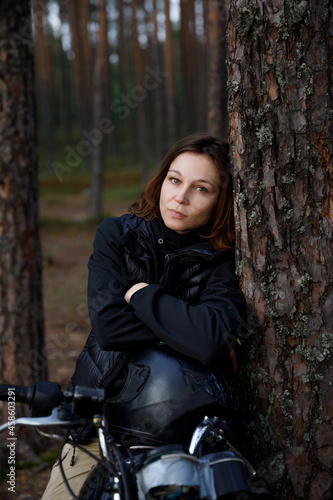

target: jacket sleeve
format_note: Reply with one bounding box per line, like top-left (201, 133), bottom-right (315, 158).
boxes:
top-left (87, 217), bottom-right (158, 350)
top-left (129, 259), bottom-right (247, 366)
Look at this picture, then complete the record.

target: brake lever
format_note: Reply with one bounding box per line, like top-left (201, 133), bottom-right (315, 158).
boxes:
top-left (0, 407), bottom-right (72, 434)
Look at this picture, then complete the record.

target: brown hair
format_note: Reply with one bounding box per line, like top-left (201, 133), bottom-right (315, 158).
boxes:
top-left (129, 133), bottom-right (235, 250)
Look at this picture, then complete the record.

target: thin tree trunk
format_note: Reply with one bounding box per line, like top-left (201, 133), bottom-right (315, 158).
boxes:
top-left (196, 0), bottom-right (207, 133)
top-left (89, 0), bottom-right (110, 219)
top-left (68, 0), bottom-right (92, 132)
top-left (131, 0), bottom-right (150, 183)
top-left (206, 0), bottom-right (227, 137)
top-left (164, 0), bottom-right (176, 146)
top-left (138, 0), bottom-right (154, 165)
top-left (180, 0), bottom-right (197, 134)
top-left (0, 0), bottom-right (46, 402)
top-left (57, 1), bottom-right (73, 145)
top-left (117, 0), bottom-right (135, 168)
top-left (80, 0), bottom-right (93, 125)
top-left (227, 0), bottom-right (333, 498)
top-left (57, 37), bottom-right (73, 145)
top-left (33, 0), bottom-right (56, 171)
top-left (150, 0), bottom-right (164, 159)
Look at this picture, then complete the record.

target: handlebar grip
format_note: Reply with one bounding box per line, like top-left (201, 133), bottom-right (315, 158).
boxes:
top-left (0, 384), bottom-right (34, 404)
top-left (0, 383), bottom-right (104, 419)
top-left (31, 382), bottom-right (63, 417)
top-left (0, 382), bottom-right (62, 418)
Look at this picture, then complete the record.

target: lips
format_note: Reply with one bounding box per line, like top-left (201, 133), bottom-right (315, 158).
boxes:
top-left (169, 209), bottom-right (186, 219)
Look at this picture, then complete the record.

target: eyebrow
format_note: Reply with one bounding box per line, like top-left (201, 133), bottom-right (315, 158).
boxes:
top-left (168, 169), bottom-right (217, 188)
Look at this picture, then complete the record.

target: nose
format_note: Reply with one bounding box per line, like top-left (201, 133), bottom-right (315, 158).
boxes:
top-left (174, 187), bottom-right (189, 204)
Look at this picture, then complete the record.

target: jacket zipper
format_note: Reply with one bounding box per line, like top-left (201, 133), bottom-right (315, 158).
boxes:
top-left (164, 248), bottom-right (215, 265)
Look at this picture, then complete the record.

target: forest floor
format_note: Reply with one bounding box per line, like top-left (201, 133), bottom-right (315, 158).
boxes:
top-left (0, 170), bottom-right (140, 499)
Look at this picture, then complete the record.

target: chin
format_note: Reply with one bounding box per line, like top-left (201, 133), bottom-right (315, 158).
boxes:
top-left (165, 221), bottom-right (186, 233)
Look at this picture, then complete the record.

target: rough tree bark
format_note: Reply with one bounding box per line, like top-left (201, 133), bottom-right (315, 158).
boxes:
top-left (226, 1), bottom-right (333, 499)
top-left (0, 0), bottom-right (46, 417)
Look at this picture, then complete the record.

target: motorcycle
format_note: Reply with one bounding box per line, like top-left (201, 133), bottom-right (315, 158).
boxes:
top-left (0, 381), bottom-right (273, 499)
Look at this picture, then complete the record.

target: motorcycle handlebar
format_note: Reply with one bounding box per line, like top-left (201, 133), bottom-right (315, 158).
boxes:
top-left (0, 384), bottom-right (35, 404)
top-left (0, 382), bottom-right (105, 418)
top-left (0, 382), bottom-right (63, 417)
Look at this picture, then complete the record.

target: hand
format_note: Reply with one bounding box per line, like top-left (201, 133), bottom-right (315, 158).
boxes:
top-left (124, 283), bottom-right (149, 304)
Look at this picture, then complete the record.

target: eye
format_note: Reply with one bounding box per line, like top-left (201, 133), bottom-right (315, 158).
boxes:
top-left (170, 177), bottom-right (180, 185)
top-left (197, 186), bottom-right (208, 193)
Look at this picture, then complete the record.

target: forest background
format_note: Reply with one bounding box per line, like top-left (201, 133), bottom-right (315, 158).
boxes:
top-left (36, 0), bottom-right (226, 214)
top-left (0, 0), bottom-right (332, 499)
top-left (1, 0), bottom-right (230, 497)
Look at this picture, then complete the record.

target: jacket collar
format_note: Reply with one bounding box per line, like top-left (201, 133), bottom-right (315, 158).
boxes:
top-left (124, 213), bottom-right (224, 258)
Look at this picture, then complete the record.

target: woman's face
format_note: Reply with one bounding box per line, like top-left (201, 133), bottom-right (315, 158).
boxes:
top-left (159, 152), bottom-right (220, 234)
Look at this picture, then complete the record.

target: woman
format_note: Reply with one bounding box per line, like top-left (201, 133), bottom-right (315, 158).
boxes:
top-left (42, 133), bottom-right (246, 499)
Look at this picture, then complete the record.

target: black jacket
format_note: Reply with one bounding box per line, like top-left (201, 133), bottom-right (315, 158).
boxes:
top-left (71, 213), bottom-right (246, 390)
top-left (90, 214), bottom-right (246, 362)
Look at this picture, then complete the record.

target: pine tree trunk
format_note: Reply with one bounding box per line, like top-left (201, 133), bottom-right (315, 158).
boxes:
top-left (89, 0), bottom-right (110, 219)
top-left (196, 0), bottom-right (208, 133)
top-left (79, 0), bottom-right (93, 124)
top-left (226, 0), bottom-right (333, 498)
top-left (57, 1), bottom-right (73, 146)
top-left (0, 0), bottom-right (46, 390)
top-left (68, 0), bottom-right (92, 132)
top-left (131, 0), bottom-right (150, 183)
top-left (163, 0), bottom-right (176, 146)
top-left (117, 0), bottom-right (135, 169)
top-left (206, 0), bottom-right (227, 138)
top-left (33, 0), bottom-right (56, 172)
top-left (180, 0), bottom-right (197, 133)
top-left (149, 0), bottom-right (164, 159)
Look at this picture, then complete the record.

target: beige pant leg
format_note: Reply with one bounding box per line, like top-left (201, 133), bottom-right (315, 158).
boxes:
top-left (41, 441), bottom-right (100, 500)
